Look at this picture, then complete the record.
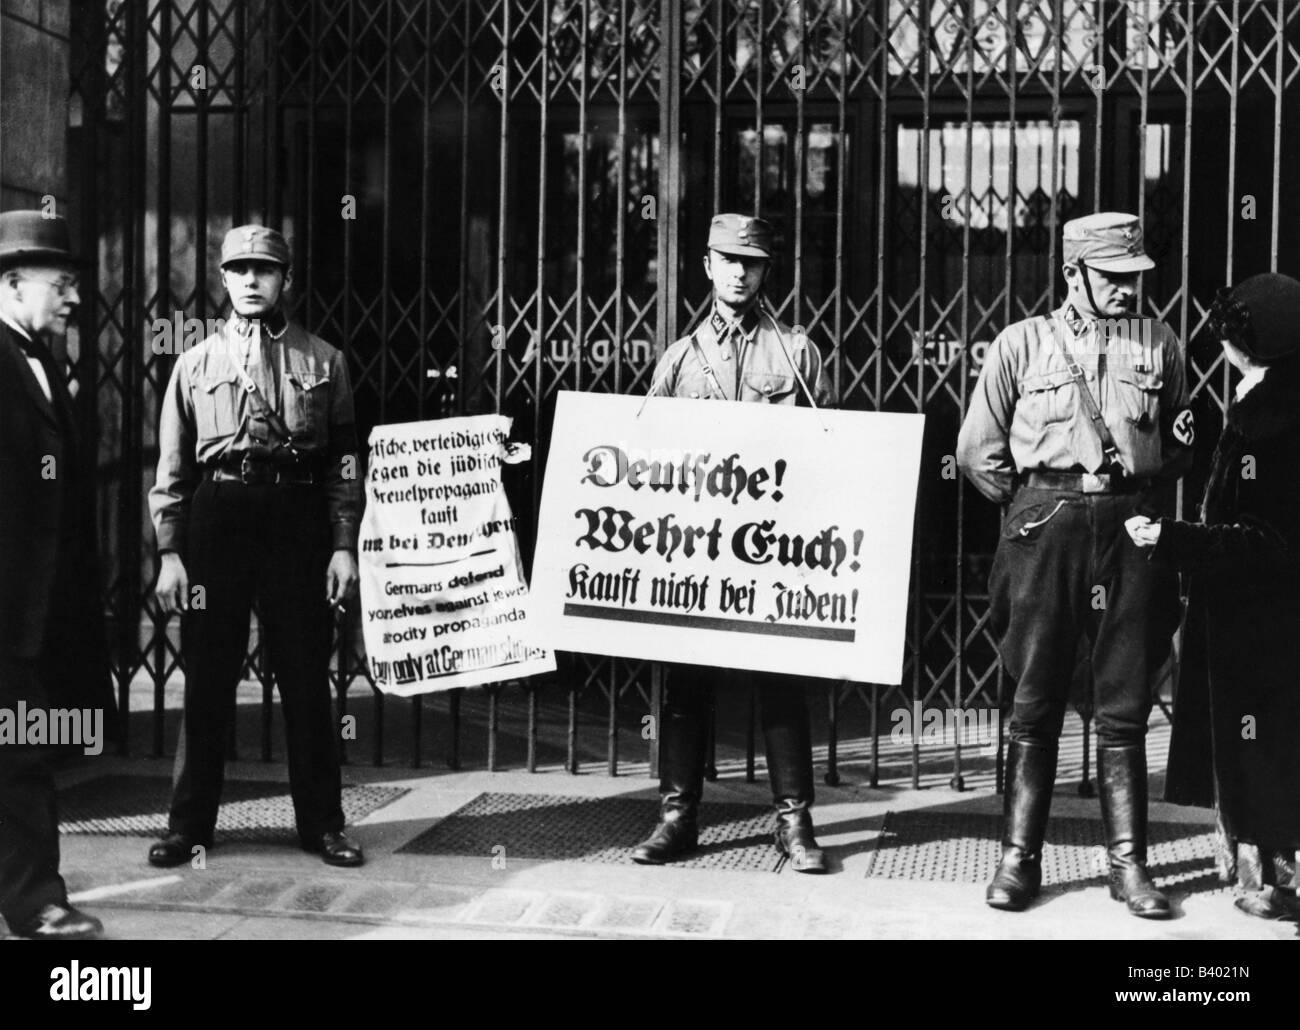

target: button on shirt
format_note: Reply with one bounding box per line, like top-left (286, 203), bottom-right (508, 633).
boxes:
top-left (148, 315), bottom-right (362, 554)
top-left (956, 303), bottom-right (1191, 504)
top-left (649, 304), bottom-right (833, 406)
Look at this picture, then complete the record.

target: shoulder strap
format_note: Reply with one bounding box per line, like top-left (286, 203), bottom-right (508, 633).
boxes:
top-left (759, 301), bottom-right (821, 410)
top-left (1049, 317), bottom-right (1125, 473)
top-left (689, 330), bottom-right (730, 401)
top-left (227, 329), bottom-right (295, 444)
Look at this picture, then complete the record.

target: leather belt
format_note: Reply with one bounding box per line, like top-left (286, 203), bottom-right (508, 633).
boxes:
top-left (205, 451), bottom-right (323, 486)
top-left (1021, 470), bottom-right (1152, 495)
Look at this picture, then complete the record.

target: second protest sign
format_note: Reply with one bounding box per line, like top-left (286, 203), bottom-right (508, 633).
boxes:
top-left (359, 415), bottom-right (553, 695)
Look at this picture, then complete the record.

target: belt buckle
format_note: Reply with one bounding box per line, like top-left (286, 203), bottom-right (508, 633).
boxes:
top-left (1080, 473), bottom-right (1108, 493)
top-left (240, 453), bottom-right (276, 485)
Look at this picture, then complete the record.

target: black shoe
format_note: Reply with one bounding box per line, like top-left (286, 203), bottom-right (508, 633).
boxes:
top-left (986, 740), bottom-right (1057, 912)
top-left (634, 682), bottom-right (707, 866)
top-left (761, 694), bottom-right (825, 873)
top-left (1233, 889), bottom-right (1291, 921)
top-left (12, 903), bottom-right (103, 940)
top-left (774, 803), bottom-right (827, 873)
top-left (307, 831), bottom-right (365, 867)
top-left (986, 845), bottom-right (1042, 911)
top-left (148, 831), bottom-right (206, 868)
top-left (1106, 846), bottom-right (1171, 919)
top-left (631, 804), bottom-right (699, 865)
top-left (1098, 745), bottom-right (1170, 920)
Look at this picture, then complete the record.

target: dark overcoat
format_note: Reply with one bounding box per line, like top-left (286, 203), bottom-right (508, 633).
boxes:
top-left (1156, 358), bottom-right (1300, 848)
top-left (0, 320), bottom-right (114, 721)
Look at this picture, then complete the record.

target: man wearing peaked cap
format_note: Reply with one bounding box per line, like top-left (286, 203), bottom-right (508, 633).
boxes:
top-left (1061, 211), bottom-right (1156, 274)
top-left (957, 211), bottom-right (1193, 919)
top-left (147, 224), bottom-right (366, 870)
top-left (0, 210), bottom-right (116, 939)
top-left (707, 212), bottom-right (775, 258)
top-left (635, 212), bottom-right (833, 873)
top-left (219, 223), bottom-right (294, 266)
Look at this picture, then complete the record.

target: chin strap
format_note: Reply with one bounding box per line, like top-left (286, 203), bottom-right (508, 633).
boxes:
top-left (1076, 260), bottom-right (1105, 316)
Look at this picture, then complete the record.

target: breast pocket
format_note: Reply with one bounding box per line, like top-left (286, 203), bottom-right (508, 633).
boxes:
top-left (1112, 367), bottom-right (1163, 425)
top-left (674, 365), bottom-right (718, 400)
top-left (284, 370), bottom-right (332, 438)
top-left (741, 371), bottom-right (796, 404)
top-left (1018, 369), bottom-right (1076, 424)
top-left (197, 371), bottom-right (243, 439)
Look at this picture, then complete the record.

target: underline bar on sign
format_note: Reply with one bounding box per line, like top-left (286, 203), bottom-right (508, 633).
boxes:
top-left (386, 548), bottom-right (498, 568)
top-left (563, 603), bottom-right (855, 643)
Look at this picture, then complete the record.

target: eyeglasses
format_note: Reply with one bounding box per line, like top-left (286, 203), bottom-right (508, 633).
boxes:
top-left (16, 273), bottom-right (79, 297)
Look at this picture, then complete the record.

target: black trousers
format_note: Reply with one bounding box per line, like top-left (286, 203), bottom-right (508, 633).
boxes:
top-left (988, 486), bottom-right (1181, 748)
top-left (0, 659), bottom-right (67, 927)
top-left (168, 478), bottom-right (343, 845)
top-left (661, 665), bottom-right (815, 806)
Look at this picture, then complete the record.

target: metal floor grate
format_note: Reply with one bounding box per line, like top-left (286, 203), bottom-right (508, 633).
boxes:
top-left (398, 792), bottom-right (784, 872)
top-left (866, 810), bottom-right (1227, 893)
top-left (58, 775), bottom-right (408, 843)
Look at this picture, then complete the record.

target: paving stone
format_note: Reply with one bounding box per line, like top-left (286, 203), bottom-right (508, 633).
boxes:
top-left (590, 895), bottom-right (664, 933)
top-left (210, 876), bottom-right (297, 909)
top-left (461, 888), bottom-right (545, 926)
top-left (335, 883), bottom-right (416, 916)
top-left (276, 881), bottom-right (351, 914)
top-left (655, 899), bottom-right (731, 937)
top-left (530, 892), bottom-right (601, 929)
top-left (394, 885), bottom-right (476, 923)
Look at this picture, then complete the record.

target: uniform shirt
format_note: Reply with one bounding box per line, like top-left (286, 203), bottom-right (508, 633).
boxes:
top-left (149, 314), bottom-right (362, 554)
top-left (0, 312), bottom-right (52, 402)
top-left (649, 304), bottom-right (833, 406)
top-left (956, 302), bottom-right (1191, 504)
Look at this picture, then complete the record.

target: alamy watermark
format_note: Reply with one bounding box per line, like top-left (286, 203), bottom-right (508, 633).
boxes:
top-left (911, 317), bottom-right (1162, 373)
top-left (0, 702), bottom-right (105, 756)
top-left (150, 311), bottom-right (230, 355)
top-left (49, 962), bottom-right (151, 1010)
top-left (890, 702), bottom-right (999, 751)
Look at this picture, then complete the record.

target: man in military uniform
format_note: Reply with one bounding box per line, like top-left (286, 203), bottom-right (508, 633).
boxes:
top-left (0, 211), bottom-right (115, 939)
top-left (957, 212), bottom-right (1194, 918)
top-left (147, 225), bottom-right (365, 868)
top-left (632, 213), bottom-right (833, 873)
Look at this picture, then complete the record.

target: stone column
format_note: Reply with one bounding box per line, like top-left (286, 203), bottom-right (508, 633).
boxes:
top-left (0, 0), bottom-right (70, 211)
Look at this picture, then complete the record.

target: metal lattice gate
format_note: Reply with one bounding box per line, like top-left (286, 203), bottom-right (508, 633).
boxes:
top-left (67, 1), bottom-right (1300, 782)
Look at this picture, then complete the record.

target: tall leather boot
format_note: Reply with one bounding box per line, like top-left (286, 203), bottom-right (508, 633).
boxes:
top-left (986, 740), bottom-right (1056, 911)
top-left (762, 681), bottom-right (827, 874)
top-left (1098, 744), bottom-right (1170, 919)
top-left (632, 687), bottom-right (707, 865)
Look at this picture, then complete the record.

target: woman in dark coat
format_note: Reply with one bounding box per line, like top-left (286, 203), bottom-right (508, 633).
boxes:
top-left (1128, 272), bottom-right (1300, 919)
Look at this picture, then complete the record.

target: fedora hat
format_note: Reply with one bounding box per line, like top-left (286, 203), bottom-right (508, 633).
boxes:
top-left (0, 210), bottom-right (83, 269)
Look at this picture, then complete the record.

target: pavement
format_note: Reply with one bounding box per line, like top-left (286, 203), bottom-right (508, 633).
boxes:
top-left (8, 677), bottom-right (1299, 941)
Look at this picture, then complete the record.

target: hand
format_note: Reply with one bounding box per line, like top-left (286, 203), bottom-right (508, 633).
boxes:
top-left (155, 552), bottom-right (190, 615)
top-left (326, 549), bottom-right (359, 612)
top-left (1125, 515), bottom-right (1162, 548)
top-left (501, 442), bottom-right (532, 465)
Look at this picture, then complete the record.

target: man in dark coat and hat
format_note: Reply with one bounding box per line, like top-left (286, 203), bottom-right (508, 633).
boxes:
top-left (1128, 272), bottom-right (1300, 920)
top-left (0, 210), bottom-right (116, 939)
